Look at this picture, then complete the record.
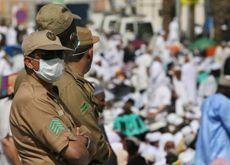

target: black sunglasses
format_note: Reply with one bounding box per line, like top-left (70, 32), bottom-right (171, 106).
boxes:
top-left (38, 50), bottom-right (64, 60)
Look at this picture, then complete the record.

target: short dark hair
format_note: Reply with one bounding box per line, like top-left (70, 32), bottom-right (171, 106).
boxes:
top-left (166, 152), bottom-right (178, 164)
top-left (126, 98), bottom-right (135, 106)
top-left (124, 139), bottom-right (139, 156)
top-left (217, 85), bottom-right (230, 98)
top-left (217, 56), bottom-right (230, 97)
top-left (223, 56), bottom-right (230, 75)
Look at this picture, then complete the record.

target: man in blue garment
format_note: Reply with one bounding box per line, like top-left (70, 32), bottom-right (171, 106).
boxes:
top-left (195, 56), bottom-right (230, 165)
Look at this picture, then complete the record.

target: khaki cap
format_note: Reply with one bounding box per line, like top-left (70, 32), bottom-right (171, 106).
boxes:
top-left (36, 3), bottom-right (81, 35)
top-left (22, 30), bottom-right (74, 56)
top-left (76, 26), bottom-right (99, 46)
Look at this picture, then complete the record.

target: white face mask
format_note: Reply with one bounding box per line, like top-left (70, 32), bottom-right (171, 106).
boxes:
top-left (35, 58), bottom-right (64, 83)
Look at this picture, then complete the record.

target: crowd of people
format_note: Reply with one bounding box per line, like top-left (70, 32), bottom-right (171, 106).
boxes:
top-left (0, 3), bottom-right (230, 165)
top-left (85, 24), bottom-right (229, 164)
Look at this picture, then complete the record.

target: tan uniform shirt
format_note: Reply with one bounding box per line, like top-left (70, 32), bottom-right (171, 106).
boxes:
top-left (54, 66), bottom-right (110, 163)
top-left (10, 74), bottom-right (77, 165)
top-left (14, 69), bottom-right (26, 94)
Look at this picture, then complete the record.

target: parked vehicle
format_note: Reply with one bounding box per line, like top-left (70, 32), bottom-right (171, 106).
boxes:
top-left (90, 12), bottom-right (154, 42)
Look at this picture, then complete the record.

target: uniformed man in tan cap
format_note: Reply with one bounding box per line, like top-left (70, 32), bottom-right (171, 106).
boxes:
top-left (10, 30), bottom-right (96, 164)
top-left (14, 3), bottom-right (81, 92)
top-left (54, 27), bottom-right (111, 164)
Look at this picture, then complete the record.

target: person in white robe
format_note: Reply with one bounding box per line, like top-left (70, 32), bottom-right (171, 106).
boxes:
top-left (168, 17), bottom-right (179, 44)
top-left (172, 67), bottom-right (188, 116)
top-left (6, 25), bottom-right (17, 46)
top-left (147, 76), bottom-right (172, 122)
top-left (131, 49), bottom-right (153, 91)
top-left (181, 55), bottom-right (197, 104)
top-left (149, 56), bottom-right (166, 90)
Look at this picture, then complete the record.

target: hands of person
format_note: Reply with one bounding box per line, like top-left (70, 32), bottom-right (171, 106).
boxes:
top-left (74, 127), bottom-right (97, 158)
top-left (1, 135), bottom-right (20, 165)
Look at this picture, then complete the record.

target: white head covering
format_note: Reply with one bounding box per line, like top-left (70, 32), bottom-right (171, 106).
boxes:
top-left (141, 146), bottom-right (156, 162)
top-left (181, 126), bottom-right (192, 136)
top-left (167, 113), bottom-right (183, 126)
top-left (149, 121), bottom-right (167, 131)
top-left (181, 126), bottom-right (196, 145)
top-left (179, 148), bottom-right (195, 164)
top-left (145, 132), bottom-right (162, 142)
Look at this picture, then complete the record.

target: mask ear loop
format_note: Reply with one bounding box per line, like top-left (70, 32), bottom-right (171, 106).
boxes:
top-left (72, 49), bottom-right (88, 57)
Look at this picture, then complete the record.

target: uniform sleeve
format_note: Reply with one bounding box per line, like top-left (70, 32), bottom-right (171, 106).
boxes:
top-left (59, 82), bottom-right (110, 162)
top-left (21, 98), bottom-right (76, 154)
top-left (59, 82), bottom-right (101, 134)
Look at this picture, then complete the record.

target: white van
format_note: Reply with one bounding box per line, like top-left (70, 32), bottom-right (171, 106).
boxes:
top-left (90, 13), bottom-right (154, 42)
top-left (119, 16), bottom-right (154, 42)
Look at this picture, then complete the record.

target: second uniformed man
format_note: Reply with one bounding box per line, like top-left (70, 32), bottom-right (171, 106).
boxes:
top-left (55, 27), bottom-right (111, 164)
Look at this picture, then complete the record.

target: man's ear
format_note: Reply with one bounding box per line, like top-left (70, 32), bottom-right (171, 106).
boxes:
top-left (24, 57), bottom-right (33, 69)
top-left (24, 57), bottom-right (39, 71)
top-left (87, 47), bottom-right (93, 59)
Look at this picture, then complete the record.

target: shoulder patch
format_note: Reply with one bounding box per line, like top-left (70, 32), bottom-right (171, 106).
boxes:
top-left (49, 118), bottom-right (65, 135)
top-left (80, 102), bottom-right (90, 112)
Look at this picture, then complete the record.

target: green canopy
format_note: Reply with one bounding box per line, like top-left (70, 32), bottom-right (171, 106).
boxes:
top-left (189, 37), bottom-right (216, 51)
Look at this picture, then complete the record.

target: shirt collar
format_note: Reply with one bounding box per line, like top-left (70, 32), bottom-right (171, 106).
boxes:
top-left (65, 64), bottom-right (91, 85)
top-left (65, 64), bottom-right (95, 97)
top-left (65, 64), bottom-right (83, 78)
top-left (25, 74), bottom-right (58, 100)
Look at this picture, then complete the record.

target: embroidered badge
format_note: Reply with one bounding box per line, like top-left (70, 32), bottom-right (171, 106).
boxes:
top-left (80, 102), bottom-right (90, 112)
top-left (46, 31), bottom-right (56, 41)
top-left (49, 118), bottom-right (65, 135)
